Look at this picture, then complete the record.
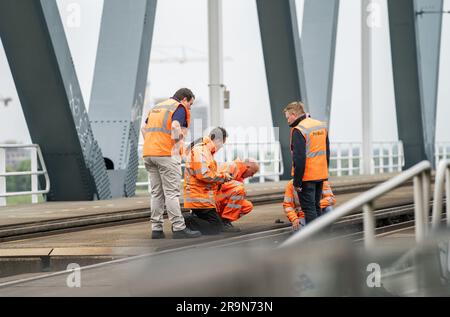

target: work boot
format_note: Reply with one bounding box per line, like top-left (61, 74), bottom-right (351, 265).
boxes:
top-left (151, 230), bottom-right (165, 239)
top-left (172, 228), bottom-right (202, 239)
top-left (222, 219), bottom-right (241, 233)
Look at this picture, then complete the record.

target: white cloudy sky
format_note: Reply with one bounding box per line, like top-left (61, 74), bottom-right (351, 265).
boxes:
top-left (1, 0), bottom-right (450, 144)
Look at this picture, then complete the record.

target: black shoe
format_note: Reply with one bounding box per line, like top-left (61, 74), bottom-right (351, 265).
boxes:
top-left (222, 220), bottom-right (241, 233)
top-left (172, 228), bottom-right (202, 239)
top-left (151, 230), bottom-right (165, 239)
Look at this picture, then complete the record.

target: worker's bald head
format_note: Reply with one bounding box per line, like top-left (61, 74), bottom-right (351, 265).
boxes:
top-left (242, 158), bottom-right (259, 178)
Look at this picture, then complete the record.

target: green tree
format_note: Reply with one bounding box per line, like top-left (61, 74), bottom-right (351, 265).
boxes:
top-left (6, 159), bottom-right (31, 192)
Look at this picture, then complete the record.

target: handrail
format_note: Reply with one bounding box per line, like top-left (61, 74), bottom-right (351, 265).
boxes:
top-left (431, 160), bottom-right (450, 228)
top-left (136, 141), bottom-right (284, 188)
top-left (280, 161), bottom-right (432, 249)
top-left (0, 144), bottom-right (50, 205)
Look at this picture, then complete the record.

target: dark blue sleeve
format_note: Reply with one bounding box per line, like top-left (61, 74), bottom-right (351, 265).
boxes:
top-left (172, 106), bottom-right (187, 128)
top-left (292, 129), bottom-right (306, 188)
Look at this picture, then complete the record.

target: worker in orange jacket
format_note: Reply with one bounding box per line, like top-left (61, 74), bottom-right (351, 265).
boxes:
top-left (283, 180), bottom-right (336, 231)
top-left (142, 88), bottom-right (201, 239)
top-left (284, 101), bottom-right (330, 225)
top-left (215, 158), bottom-right (260, 232)
top-left (183, 127), bottom-right (233, 235)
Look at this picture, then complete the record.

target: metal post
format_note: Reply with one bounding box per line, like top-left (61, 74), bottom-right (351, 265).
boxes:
top-left (362, 0), bottom-right (373, 175)
top-left (421, 171), bottom-right (431, 236)
top-left (30, 147), bottom-right (38, 204)
top-left (446, 168), bottom-right (450, 227)
top-left (388, 143), bottom-right (394, 173)
top-left (414, 175), bottom-right (425, 242)
top-left (363, 202), bottom-right (375, 249)
top-left (337, 144), bottom-right (342, 176)
top-left (379, 144), bottom-right (384, 174)
top-left (259, 144), bottom-right (265, 183)
top-left (0, 148), bottom-right (6, 206)
top-left (208, 0), bottom-right (225, 127)
top-left (349, 143), bottom-right (354, 176)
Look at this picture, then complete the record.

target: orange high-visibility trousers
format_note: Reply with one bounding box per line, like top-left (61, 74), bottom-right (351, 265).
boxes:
top-left (216, 180), bottom-right (253, 222)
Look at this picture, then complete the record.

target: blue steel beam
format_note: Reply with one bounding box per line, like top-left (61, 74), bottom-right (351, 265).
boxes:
top-left (0, 0), bottom-right (111, 201)
top-left (387, 0), bottom-right (442, 168)
top-left (256, 0), bottom-right (307, 180)
top-left (414, 0), bottom-right (443, 167)
top-left (387, 0), bottom-right (427, 168)
top-left (302, 0), bottom-right (340, 124)
top-left (88, 0), bottom-right (157, 197)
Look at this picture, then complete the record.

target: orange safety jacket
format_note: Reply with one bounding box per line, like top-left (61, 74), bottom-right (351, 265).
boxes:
top-left (215, 159), bottom-right (253, 222)
top-left (219, 158), bottom-right (248, 183)
top-left (183, 136), bottom-right (230, 209)
top-left (290, 117), bottom-right (328, 181)
top-left (143, 98), bottom-right (191, 157)
top-left (320, 180), bottom-right (336, 209)
top-left (283, 180), bottom-right (336, 222)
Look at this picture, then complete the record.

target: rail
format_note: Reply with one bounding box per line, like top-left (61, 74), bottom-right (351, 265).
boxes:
top-left (436, 142), bottom-right (450, 165)
top-left (431, 160), bottom-right (450, 229)
top-left (0, 144), bottom-right (50, 206)
top-left (330, 141), bottom-right (404, 176)
top-left (280, 161), bottom-right (432, 249)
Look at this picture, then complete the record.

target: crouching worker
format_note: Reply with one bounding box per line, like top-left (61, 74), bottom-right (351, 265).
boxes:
top-left (183, 127), bottom-right (232, 235)
top-left (215, 159), bottom-right (260, 232)
top-left (283, 180), bottom-right (336, 231)
top-left (320, 180), bottom-right (336, 214)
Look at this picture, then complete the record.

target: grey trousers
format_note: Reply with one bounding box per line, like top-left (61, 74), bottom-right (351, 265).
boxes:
top-left (144, 156), bottom-right (186, 231)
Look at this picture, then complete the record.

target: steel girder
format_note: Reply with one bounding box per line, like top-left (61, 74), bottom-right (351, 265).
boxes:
top-left (88, 0), bottom-right (157, 197)
top-left (388, 0), bottom-right (442, 168)
top-left (302, 0), bottom-right (339, 124)
top-left (0, 0), bottom-right (111, 201)
top-left (256, 0), bottom-right (307, 180)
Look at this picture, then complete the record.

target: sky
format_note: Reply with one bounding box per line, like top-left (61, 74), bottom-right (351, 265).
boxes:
top-left (1, 0), bottom-right (449, 145)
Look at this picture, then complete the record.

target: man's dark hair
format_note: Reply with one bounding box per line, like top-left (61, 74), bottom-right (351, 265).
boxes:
top-left (209, 127), bottom-right (228, 143)
top-left (173, 88), bottom-right (195, 102)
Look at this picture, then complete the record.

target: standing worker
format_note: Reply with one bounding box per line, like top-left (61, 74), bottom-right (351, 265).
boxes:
top-left (142, 88), bottom-right (201, 239)
top-left (283, 180), bottom-right (336, 231)
top-left (215, 158), bottom-right (259, 232)
top-left (183, 127), bottom-right (232, 235)
top-left (284, 101), bottom-right (330, 224)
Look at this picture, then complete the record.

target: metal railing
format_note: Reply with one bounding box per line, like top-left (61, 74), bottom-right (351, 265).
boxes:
top-left (280, 161), bottom-right (432, 249)
top-left (436, 142), bottom-right (450, 165)
top-left (0, 144), bottom-right (50, 207)
top-left (330, 141), bottom-right (404, 176)
top-left (137, 141), bottom-right (405, 188)
top-left (431, 160), bottom-right (450, 229)
top-left (136, 141), bottom-right (284, 190)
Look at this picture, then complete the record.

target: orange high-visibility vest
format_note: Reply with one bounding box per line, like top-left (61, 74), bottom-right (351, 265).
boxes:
top-left (320, 180), bottom-right (336, 209)
top-left (283, 180), bottom-right (305, 223)
top-left (143, 98), bottom-right (191, 157)
top-left (183, 137), bottom-right (229, 209)
top-left (215, 180), bottom-right (253, 222)
top-left (290, 117), bottom-right (328, 181)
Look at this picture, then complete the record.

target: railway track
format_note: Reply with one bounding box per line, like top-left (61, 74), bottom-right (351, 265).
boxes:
top-left (0, 177), bottom-right (419, 242)
top-left (0, 200), bottom-right (428, 289)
